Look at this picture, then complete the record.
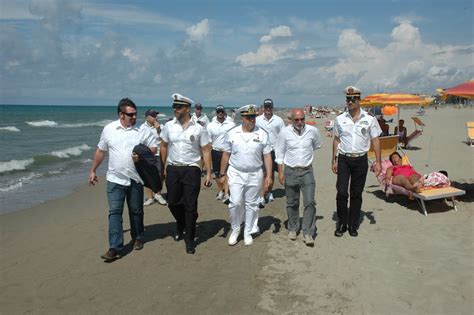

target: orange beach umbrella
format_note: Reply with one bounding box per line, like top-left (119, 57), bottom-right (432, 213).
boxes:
top-left (361, 93), bottom-right (431, 106)
top-left (442, 80), bottom-right (474, 99)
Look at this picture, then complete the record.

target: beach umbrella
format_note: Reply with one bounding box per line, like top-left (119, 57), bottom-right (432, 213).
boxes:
top-left (442, 80), bottom-right (474, 99)
top-left (360, 93), bottom-right (390, 106)
top-left (382, 105), bottom-right (398, 116)
top-left (362, 93), bottom-right (431, 106)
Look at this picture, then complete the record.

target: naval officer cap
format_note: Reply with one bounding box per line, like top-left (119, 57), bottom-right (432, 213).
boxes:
top-left (237, 104), bottom-right (258, 116)
top-left (171, 93), bottom-right (194, 108)
top-left (344, 86), bottom-right (362, 96)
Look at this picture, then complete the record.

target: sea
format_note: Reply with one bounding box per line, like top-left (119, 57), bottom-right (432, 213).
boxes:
top-left (0, 104), bottom-right (215, 214)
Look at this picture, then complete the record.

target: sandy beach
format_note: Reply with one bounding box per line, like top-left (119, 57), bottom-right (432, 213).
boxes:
top-left (1, 107), bottom-right (473, 314)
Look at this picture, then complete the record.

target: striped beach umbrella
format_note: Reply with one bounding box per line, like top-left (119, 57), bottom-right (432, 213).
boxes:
top-left (362, 93), bottom-right (431, 106)
top-left (441, 80), bottom-right (474, 100)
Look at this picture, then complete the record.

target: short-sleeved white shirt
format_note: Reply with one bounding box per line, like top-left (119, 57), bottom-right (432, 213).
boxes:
top-left (160, 117), bottom-right (211, 167)
top-left (275, 125), bottom-right (322, 167)
top-left (207, 118), bottom-right (236, 151)
top-left (98, 120), bottom-right (156, 186)
top-left (334, 109), bottom-right (381, 154)
top-left (139, 122), bottom-right (160, 156)
top-left (192, 113), bottom-right (210, 127)
top-left (222, 125), bottom-right (272, 172)
top-left (256, 114), bottom-right (285, 150)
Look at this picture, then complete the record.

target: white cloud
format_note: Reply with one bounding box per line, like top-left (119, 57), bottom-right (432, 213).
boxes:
top-left (236, 41), bottom-right (298, 67)
top-left (260, 25), bottom-right (292, 43)
top-left (186, 19), bottom-right (209, 41)
top-left (122, 47), bottom-right (139, 62)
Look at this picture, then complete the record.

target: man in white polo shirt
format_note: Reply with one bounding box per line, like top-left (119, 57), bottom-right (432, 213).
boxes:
top-left (276, 108), bottom-right (322, 246)
top-left (160, 93), bottom-right (212, 255)
top-left (219, 104), bottom-right (273, 246)
top-left (332, 86), bottom-right (381, 238)
top-left (88, 98), bottom-right (156, 262)
top-left (207, 104), bottom-right (235, 204)
top-left (256, 98), bottom-right (285, 207)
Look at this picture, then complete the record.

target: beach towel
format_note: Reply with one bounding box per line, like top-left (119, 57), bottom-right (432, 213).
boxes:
top-left (422, 172), bottom-right (450, 189)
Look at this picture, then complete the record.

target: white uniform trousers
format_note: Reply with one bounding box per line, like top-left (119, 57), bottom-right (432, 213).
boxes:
top-left (227, 165), bottom-right (263, 235)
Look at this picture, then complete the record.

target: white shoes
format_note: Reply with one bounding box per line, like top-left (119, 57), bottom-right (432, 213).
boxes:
top-left (228, 229), bottom-right (240, 246)
top-left (265, 192), bottom-right (274, 203)
top-left (154, 194), bottom-right (167, 205)
top-left (143, 198), bottom-right (155, 206)
top-left (304, 234), bottom-right (314, 246)
top-left (244, 233), bottom-right (253, 246)
top-left (216, 191), bottom-right (224, 200)
top-left (288, 231), bottom-right (297, 240)
top-left (222, 193), bottom-right (230, 204)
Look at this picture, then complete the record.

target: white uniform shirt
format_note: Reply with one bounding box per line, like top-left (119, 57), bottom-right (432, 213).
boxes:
top-left (256, 114), bottom-right (285, 150)
top-left (160, 117), bottom-right (211, 167)
top-left (98, 120), bottom-right (156, 186)
top-left (139, 122), bottom-right (160, 156)
top-left (222, 125), bottom-right (272, 172)
top-left (207, 118), bottom-right (236, 151)
top-left (334, 109), bottom-right (381, 154)
top-left (192, 113), bottom-right (210, 127)
top-left (275, 125), bottom-right (322, 167)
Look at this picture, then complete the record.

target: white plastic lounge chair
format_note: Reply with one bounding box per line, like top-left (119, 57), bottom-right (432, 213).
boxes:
top-left (324, 119), bottom-right (334, 131)
top-left (405, 117), bottom-right (425, 148)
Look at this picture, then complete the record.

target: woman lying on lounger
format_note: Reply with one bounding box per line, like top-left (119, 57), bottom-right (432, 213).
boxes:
top-left (385, 152), bottom-right (423, 192)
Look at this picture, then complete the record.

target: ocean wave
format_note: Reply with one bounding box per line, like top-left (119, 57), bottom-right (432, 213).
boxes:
top-left (59, 119), bottom-right (113, 128)
top-left (26, 119), bottom-right (113, 128)
top-left (157, 113), bottom-right (166, 117)
top-left (0, 171), bottom-right (65, 192)
top-left (0, 126), bottom-right (20, 132)
top-left (26, 120), bottom-right (58, 127)
top-left (0, 158), bottom-right (35, 173)
top-left (50, 144), bottom-right (91, 158)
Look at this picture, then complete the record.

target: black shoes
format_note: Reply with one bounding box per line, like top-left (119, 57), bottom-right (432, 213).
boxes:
top-left (185, 240), bottom-right (195, 254)
top-left (334, 223), bottom-right (347, 237)
top-left (133, 239), bottom-right (144, 250)
top-left (100, 248), bottom-right (121, 262)
top-left (348, 226), bottom-right (358, 237)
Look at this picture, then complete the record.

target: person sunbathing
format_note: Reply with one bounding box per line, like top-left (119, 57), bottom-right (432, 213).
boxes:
top-left (385, 152), bottom-right (423, 192)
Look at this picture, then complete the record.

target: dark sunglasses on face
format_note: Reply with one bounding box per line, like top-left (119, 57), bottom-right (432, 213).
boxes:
top-left (172, 104), bottom-right (185, 110)
top-left (293, 118), bottom-right (305, 122)
top-left (216, 110), bottom-right (225, 114)
top-left (346, 96), bottom-right (360, 103)
top-left (122, 111), bottom-right (137, 117)
top-left (243, 115), bottom-right (256, 119)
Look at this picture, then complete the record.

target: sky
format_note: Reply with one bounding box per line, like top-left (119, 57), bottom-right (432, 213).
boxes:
top-left (0, 0), bottom-right (473, 107)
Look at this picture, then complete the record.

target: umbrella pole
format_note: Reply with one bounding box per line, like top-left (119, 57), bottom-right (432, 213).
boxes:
top-left (396, 104), bottom-right (400, 149)
top-left (425, 136), bottom-right (433, 168)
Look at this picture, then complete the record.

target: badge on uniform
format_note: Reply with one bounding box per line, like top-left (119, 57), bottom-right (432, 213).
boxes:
top-left (361, 127), bottom-right (367, 136)
top-left (253, 135), bottom-right (260, 142)
top-left (190, 135), bottom-right (195, 142)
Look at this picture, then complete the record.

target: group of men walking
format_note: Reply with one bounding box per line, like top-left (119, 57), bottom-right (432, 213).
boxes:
top-left (88, 85), bottom-right (381, 261)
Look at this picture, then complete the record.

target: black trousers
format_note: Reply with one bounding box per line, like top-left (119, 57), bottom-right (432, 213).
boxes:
top-left (336, 154), bottom-right (368, 228)
top-left (165, 165), bottom-right (201, 243)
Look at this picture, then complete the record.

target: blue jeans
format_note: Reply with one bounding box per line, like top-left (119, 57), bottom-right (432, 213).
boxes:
top-left (106, 180), bottom-right (144, 250)
top-left (284, 166), bottom-right (316, 237)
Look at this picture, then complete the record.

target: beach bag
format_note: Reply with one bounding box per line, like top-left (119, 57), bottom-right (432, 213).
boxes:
top-left (423, 172), bottom-right (450, 188)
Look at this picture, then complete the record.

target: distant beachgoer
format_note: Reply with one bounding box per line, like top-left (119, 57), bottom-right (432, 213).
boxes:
top-left (275, 108), bottom-right (322, 246)
top-left (256, 98), bottom-right (285, 208)
top-left (207, 105), bottom-right (236, 204)
top-left (88, 98), bottom-right (157, 262)
top-left (385, 152), bottom-right (423, 192)
top-left (140, 109), bottom-right (167, 206)
top-left (160, 93), bottom-right (212, 255)
top-left (192, 103), bottom-right (210, 127)
top-left (332, 86), bottom-right (381, 238)
top-left (219, 104), bottom-right (273, 246)
top-left (394, 119), bottom-right (408, 147)
top-left (377, 116), bottom-right (390, 137)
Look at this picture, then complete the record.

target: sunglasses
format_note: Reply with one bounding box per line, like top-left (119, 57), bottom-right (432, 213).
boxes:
top-left (346, 96), bottom-right (360, 103)
top-left (122, 111), bottom-right (137, 117)
top-left (293, 118), bottom-right (305, 122)
top-left (216, 109), bottom-right (225, 113)
top-left (172, 104), bottom-right (186, 110)
top-left (242, 115), bottom-right (256, 119)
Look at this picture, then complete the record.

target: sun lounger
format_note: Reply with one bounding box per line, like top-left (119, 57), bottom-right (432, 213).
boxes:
top-left (467, 122), bottom-right (474, 147)
top-left (405, 117), bottom-right (425, 148)
top-left (324, 119), bottom-right (334, 131)
top-left (368, 136), bottom-right (466, 216)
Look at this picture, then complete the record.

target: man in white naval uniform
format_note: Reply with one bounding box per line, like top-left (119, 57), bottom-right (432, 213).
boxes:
top-left (219, 104), bottom-right (273, 246)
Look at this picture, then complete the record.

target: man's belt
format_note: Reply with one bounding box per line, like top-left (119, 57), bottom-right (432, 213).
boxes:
top-left (286, 165), bottom-right (312, 171)
top-left (339, 152), bottom-right (367, 158)
top-left (169, 163), bottom-right (198, 167)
